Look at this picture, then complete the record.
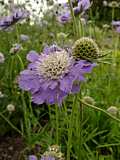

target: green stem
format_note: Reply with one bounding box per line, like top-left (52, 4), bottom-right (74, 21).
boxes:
top-left (79, 99), bottom-right (120, 123)
top-left (68, 0), bottom-right (78, 36)
top-left (16, 54), bottom-right (24, 70)
top-left (55, 104), bottom-right (59, 144)
top-left (79, 94), bottom-right (83, 160)
top-left (0, 112), bottom-right (23, 136)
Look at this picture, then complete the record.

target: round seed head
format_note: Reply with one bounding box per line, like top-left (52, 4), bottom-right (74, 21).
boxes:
top-left (82, 96), bottom-right (95, 105)
top-left (7, 104), bottom-right (15, 112)
top-left (107, 106), bottom-right (119, 116)
top-left (108, 1), bottom-right (118, 8)
top-left (72, 37), bottom-right (100, 61)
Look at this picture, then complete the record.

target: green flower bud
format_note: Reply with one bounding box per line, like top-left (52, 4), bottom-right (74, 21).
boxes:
top-left (72, 37), bottom-right (100, 61)
top-left (107, 106), bottom-right (119, 116)
top-left (82, 96), bottom-right (95, 105)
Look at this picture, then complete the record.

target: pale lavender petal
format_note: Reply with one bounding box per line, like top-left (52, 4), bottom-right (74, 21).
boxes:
top-left (27, 51), bottom-right (39, 62)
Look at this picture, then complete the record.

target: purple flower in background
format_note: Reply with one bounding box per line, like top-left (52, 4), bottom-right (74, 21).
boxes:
top-left (12, 8), bottom-right (29, 21)
top-left (18, 45), bottom-right (95, 105)
top-left (73, 0), bottom-right (90, 15)
top-left (78, 0), bottom-right (90, 11)
top-left (40, 155), bottom-right (55, 160)
top-left (112, 20), bottom-right (120, 26)
top-left (10, 43), bottom-right (22, 54)
top-left (0, 8), bottom-right (29, 30)
top-left (28, 155), bottom-right (38, 160)
top-left (57, 11), bottom-right (71, 24)
top-left (0, 16), bottom-right (13, 30)
top-left (20, 34), bottom-right (29, 42)
top-left (112, 20), bottom-right (120, 33)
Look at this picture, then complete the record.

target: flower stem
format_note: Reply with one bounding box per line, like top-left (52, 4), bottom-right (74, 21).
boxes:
top-left (68, 0), bottom-right (78, 37)
top-left (79, 99), bottom-right (120, 123)
top-left (55, 104), bottom-right (59, 144)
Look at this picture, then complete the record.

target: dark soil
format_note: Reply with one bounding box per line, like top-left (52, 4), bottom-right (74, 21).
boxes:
top-left (0, 136), bottom-right (25, 160)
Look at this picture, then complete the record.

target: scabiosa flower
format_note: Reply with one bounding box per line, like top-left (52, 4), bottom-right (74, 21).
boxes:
top-left (0, 52), bottom-right (5, 63)
top-left (57, 11), bottom-right (71, 24)
top-left (28, 155), bottom-right (38, 160)
top-left (0, 8), bottom-right (29, 30)
top-left (10, 43), bottom-right (22, 54)
top-left (20, 34), bottom-right (29, 42)
top-left (72, 37), bottom-right (100, 61)
top-left (18, 45), bottom-right (95, 105)
top-left (78, 0), bottom-right (91, 12)
top-left (41, 145), bottom-right (64, 160)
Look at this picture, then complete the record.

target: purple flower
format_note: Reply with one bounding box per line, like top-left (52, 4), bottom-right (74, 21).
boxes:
top-left (0, 8), bottom-right (29, 30)
top-left (78, 0), bottom-right (90, 11)
top-left (73, 0), bottom-right (90, 15)
top-left (112, 20), bottom-right (120, 26)
top-left (28, 155), bottom-right (38, 160)
top-left (40, 156), bottom-right (55, 160)
top-left (57, 11), bottom-right (71, 24)
top-left (112, 20), bottom-right (120, 33)
top-left (20, 34), bottom-right (29, 42)
top-left (0, 16), bottom-right (13, 30)
top-left (12, 8), bottom-right (29, 21)
top-left (18, 45), bottom-right (95, 105)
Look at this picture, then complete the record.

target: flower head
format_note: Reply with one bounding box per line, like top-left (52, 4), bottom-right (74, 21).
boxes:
top-left (41, 145), bottom-right (64, 160)
top-left (0, 8), bottom-right (29, 30)
top-left (107, 106), bottom-right (119, 116)
top-left (108, 1), bottom-right (118, 8)
top-left (78, 0), bottom-right (90, 12)
top-left (72, 37), bottom-right (100, 61)
top-left (57, 11), bottom-right (71, 24)
top-left (0, 52), bottom-right (5, 63)
top-left (28, 155), bottom-right (38, 160)
top-left (7, 104), bottom-right (15, 112)
top-left (82, 96), bottom-right (95, 105)
top-left (18, 45), bottom-right (95, 105)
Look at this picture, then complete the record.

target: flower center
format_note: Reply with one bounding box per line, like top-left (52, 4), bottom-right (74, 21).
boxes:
top-left (36, 50), bottom-right (72, 79)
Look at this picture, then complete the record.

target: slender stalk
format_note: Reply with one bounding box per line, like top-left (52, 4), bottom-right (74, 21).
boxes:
top-left (55, 104), bottom-right (59, 144)
top-left (68, 0), bottom-right (78, 36)
top-left (79, 99), bottom-right (120, 123)
top-left (0, 112), bottom-right (23, 136)
top-left (79, 93), bottom-right (83, 160)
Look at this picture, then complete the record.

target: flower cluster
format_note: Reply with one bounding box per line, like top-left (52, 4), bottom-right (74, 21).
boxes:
top-left (18, 43), bottom-right (96, 105)
top-left (0, 8), bottom-right (29, 30)
top-left (56, 0), bottom-right (90, 24)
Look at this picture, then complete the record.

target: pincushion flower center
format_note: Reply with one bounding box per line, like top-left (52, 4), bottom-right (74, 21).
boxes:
top-left (37, 51), bottom-right (72, 79)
